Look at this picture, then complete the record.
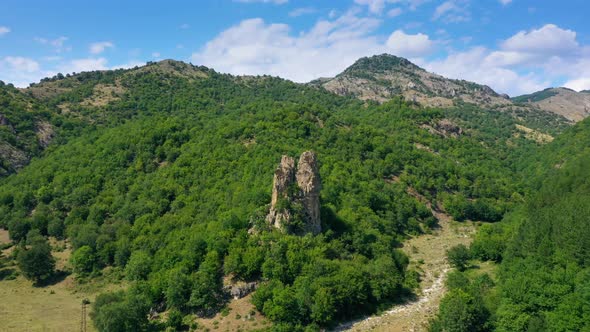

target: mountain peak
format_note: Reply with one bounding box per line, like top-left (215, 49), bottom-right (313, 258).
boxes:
top-left (342, 54), bottom-right (423, 76)
top-left (318, 53), bottom-right (509, 108)
top-left (512, 86), bottom-right (590, 122)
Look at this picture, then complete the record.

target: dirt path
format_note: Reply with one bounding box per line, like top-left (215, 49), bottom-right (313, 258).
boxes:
top-left (334, 194), bottom-right (475, 332)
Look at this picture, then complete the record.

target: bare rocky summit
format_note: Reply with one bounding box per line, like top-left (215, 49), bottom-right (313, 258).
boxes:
top-left (512, 87), bottom-right (590, 122)
top-left (313, 54), bottom-right (512, 109)
top-left (312, 54), bottom-right (589, 123)
top-left (266, 151), bottom-right (322, 235)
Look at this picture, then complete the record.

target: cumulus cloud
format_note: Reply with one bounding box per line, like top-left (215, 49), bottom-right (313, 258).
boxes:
top-left (190, 11), bottom-right (590, 95)
top-left (420, 47), bottom-right (549, 96)
top-left (0, 56), bottom-right (47, 87)
top-left (191, 10), bottom-right (435, 82)
top-left (386, 30), bottom-right (433, 57)
top-left (564, 77), bottom-right (590, 91)
top-left (499, 0), bottom-right (512, 5)
top-left (3, 56), bottom-right (40, 72)
top-left (0, 26), bottom-right (10, 36)
top-left (501, 24), bottom-right (578, 55)
top-left (89, 41), bottom-right (114, 54)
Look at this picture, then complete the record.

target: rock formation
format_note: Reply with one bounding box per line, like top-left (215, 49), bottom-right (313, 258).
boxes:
top-left (266, 151), bottom-right (322, 235)
top-left (296, 151), bottom-right (322, 234)
top-left (266, 155), bottom-right (296, 231)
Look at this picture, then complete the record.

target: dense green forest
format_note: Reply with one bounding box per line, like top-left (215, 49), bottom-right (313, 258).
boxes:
top-left (431, 117), bottom-right (590, 332)
top-left (0, 60), bottom-right (582, 331)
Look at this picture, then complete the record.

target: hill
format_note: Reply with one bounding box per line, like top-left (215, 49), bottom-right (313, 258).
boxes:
top-left (512, 87), bottom-right (590, 122)
top-left (312, 54), bottom-right (513, 109)
top-left (0, 59), bottom-right (554, 330)
top-left (0, 82), bottom-right (57, 176)
top-left (313, 54), bottom-right (588, 125)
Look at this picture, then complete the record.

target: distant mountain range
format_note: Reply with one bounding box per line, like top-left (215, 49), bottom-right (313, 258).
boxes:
top-left (512, 87), bottom-right (590, 122)
top-left (312, 54), bottom-right (589, 122)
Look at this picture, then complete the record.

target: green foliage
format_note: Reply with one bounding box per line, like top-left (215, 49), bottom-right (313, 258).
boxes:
top-left (511, 88), bottom-right (558, 103)
top-left (16, 233), bottom-right (55, 283)
top-left (436, 117), bottom-right (590, 332)
top-left (91, 289), bottom-right (152, 332)
top-left (432, 289), bottom-right (489, 332)
top-left (447, 244), bottom-right (471, 272)
top-left (0, 62), bottom-right (557, 329)
top-left (125, 251), bottom-right (152, 281)
top-left (71, 245), bottom-right (96, 275)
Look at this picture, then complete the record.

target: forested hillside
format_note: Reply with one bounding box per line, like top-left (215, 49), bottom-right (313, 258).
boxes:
top-left (0, 60), bottom-right (580, 331)
top-left (0, 82), bottom-right (57, 175)
top-left (430, 117), bottom-right (590, 332)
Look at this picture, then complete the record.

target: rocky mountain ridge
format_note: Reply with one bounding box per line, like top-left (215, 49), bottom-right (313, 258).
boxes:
top-left (512, 87), bottom-right (590, 122)
top-left (312, 54), bottom-right (589, 123)
top-left (312, 54), bottom-right (513, 109)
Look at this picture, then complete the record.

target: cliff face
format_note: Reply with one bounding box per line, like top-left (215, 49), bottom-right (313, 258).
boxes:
top-left (266, 155), bottom-right (296, 231)
top-left (266, 151), bottom-right (322, 235)
top-left (296, 151), bottom-right (322, 234)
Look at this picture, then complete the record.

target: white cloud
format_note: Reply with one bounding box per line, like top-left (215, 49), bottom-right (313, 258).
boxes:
top-left (355, 0), bottom-right (389, 14)
top-left (89, 41), bottom-right (114, 54)
top-left (0, 56), bottom-right (47, 87)
top-left (191, 11), bottom-right (392, 82)
top-left (152, 52), bottom-right (161, 58)
top-left (190, 12), bottom-right (583, 96)
top-left (564, 77), bottom-right (590, 92)
top-left (499, 0), bottom-right (512, 5)
top-left (0, 26), bottom-right (10, 36)
top-left (3, 56), bottom-right (40, 72)
top-left (432, 0), bottom-right (470, 23)
top-left (387, 8), bottom-right (403, 17)
top-left (288, 7), bottom-right (316, 17)
top-left (420, 47), bottom-right (549, 96)
top-left (234, 0), bottom-right (287, 4)
top-left (501, 24), bottom-right (578, 55)
top-left (386, 30), bottom-right (433, 57)
top-left (35, 36), bottom-right (70, 53)
top-left (63, 58), bottom-right (109, 72)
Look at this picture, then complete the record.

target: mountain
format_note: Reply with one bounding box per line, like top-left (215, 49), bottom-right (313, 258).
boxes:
top-left (0, 59), bottom-right (553, 330)
top-left (314, 54), bottom-right (590, 125)
top-left (312, 54), bottom-right (513, 109)
top-left (512, 87), bottom-right (590, 122)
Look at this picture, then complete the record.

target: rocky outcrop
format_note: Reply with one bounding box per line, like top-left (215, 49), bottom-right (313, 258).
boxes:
top-left (296, 151), bottom-right (322, 234)
top-left (266, 151), bottom-right (322, 235)
top-left (513, 87), bottom-right (590, 122)
top-left (227, 282), bottom-right (259, 300)
top-left (266, 155), bottom-right (296, 231)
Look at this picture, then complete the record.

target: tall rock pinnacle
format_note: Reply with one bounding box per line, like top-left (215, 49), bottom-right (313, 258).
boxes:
top-left (266, 151), bottom-right (322, 235)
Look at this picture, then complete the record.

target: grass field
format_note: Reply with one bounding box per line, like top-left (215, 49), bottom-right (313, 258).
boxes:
top-left (0, 230), bottom-right (122, 332)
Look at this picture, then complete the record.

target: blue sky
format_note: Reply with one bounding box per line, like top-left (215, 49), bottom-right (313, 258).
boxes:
top-left (1, 0), bottom-right (589, 95)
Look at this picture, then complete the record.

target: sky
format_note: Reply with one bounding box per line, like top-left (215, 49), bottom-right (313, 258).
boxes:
top-left (1, 0), bottom-right (589, 96)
